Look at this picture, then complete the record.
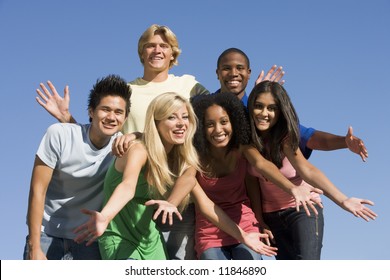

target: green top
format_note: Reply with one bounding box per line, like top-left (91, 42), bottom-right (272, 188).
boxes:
top-left (98, 161), bottom-right (167, 260)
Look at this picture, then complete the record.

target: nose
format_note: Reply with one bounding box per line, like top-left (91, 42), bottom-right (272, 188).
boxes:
top-left (176, 118), bottom-right (184, 127)
top-left (230, 68), bottom-right (239, 76)
top-left (106, 111), bottom-right (115, 120)
top-left (154, 44), bottom-right (162, 53)
top-left (214, 123), bottom-right (223, 133)
top-left (260, 108), bottom-right (268, 116)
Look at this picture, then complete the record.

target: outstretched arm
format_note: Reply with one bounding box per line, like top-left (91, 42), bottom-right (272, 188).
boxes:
top-left (145, 166), bottom-right (197, 225)
top-left (255, 65), bottom-right (285, 86)
top-left (243, 145), bottom-right (323, 216)
top-left (191, 182), bottom-right (277, 257)
top-left (283, 141), bottom-right (377, 221)
top-left (74, 143), bottom-right (147, 245)
top-left (306, 126), bottom-right (368, 162)
top-left (36, 81), bottom-right (76, 123)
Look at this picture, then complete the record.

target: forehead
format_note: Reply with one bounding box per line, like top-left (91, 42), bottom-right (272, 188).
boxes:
top-left (255, 92), bottom-right (276, 103)
top-left (219, 52), bottom-right (248, 67)
top-left (205, 104), bottom-right (228, 118)
top-left (146, 33), bottom-right (168, 44)
top-left (97, 95), bottom-right (127, 109)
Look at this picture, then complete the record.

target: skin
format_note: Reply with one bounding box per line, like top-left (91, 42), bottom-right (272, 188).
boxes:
top-left (146, 105), bottom-right (278, 257)
top-left (73, 105), bottom-right (189, 246)
top-left (156, 104), bottom-right (189, 151)
top-left (252, 92), bottom-right (377, 222)
top-left (216, 52), bottom-right (252, 100)
top-left (141, 34), bottom-right (174, 82)
top-left (217, 51), bottom-right (368, 162)
top-left (26, 94), bottom-right (128, 260)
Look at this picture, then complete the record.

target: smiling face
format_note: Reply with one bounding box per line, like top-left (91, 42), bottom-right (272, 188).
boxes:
top-left (157, 103), bottom-right (189, 152)
top-left (204, 104), bottom-right (232, 149)
top-left (141, 33), bottom-right (174, 74)
top-left (216, 51), bottom-right (251, 99)
top-left (88, 95), bottom-right (127, 148)
top-left (252, 92), bottom-right (280, 135)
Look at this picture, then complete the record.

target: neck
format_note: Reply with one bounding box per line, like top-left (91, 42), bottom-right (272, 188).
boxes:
top-left (209, 146), bottom-right (229, 159)
top-left (220, 89), bottom-right (245, 100)
top-left (143, 69), bottom-right (169, 82)
top-left (89, 128), bottom-right (110, 149)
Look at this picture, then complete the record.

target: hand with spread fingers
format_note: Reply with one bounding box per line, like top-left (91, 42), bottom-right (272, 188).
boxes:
top-left (255, 65), bottom-right (285, 86)
top-left (345, 126), bottom-right (368, 162)
top-left (341, 198), bottom-right (377, 221)
top-left (145, 199), bottom-right (183, 225)
top-left (73, 209), bottom-right (108, 246)
top-left (241, 232), bottom-right (278, 257)
top-left (36, 81), bottom-right (74, 123)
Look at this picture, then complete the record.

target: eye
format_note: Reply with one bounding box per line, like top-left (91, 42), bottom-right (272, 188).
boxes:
top-left (268, 105), bottom-right (278, 112)
top-left (221, 119), bottom-right (229, 125)
top-left (205, 122), bottom-right (214, 128)
top-left (254, 103), bottom-right (264, 110)
top-left (115, 110), bottom-right (124, 116)
top-left (144, 43), bottom-right (155, 49)
top-left (160, 43), bottom-right (171, 49)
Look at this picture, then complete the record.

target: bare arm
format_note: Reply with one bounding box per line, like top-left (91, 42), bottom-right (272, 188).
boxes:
top-left (74, 143), bottom-right (147, 245)
top-left (26, 156), bottom-right (53, 260)
top-left (283, 140), bottom-right (377, 221)
top-left (191, 182), bottom-right (277, 257)
top-left (36, 81), bottom-right (76, 123)
top-left (306, 126), bottom-right (368, 162)
top-left (245, 174), bottom-right (274, 244)
top-left (242, 145), bottom-right (322, 216)
top-left (145, 166), bottom-right (197, 224)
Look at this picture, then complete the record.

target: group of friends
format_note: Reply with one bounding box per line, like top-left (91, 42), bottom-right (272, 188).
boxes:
top-left (24, 24), bottom-right (377, 261)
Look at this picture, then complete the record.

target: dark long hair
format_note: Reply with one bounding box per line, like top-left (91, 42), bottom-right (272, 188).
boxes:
top-left (247, 81), bottom-right (300, 168)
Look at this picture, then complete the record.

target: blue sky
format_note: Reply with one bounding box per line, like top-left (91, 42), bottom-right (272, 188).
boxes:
top-left (0, 0), bottom-right (389, 260)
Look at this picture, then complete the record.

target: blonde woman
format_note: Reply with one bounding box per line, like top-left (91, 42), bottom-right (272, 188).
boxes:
top-left (73, 92), bottom-right (199, 260)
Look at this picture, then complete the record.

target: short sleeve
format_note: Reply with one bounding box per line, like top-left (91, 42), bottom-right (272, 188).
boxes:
top-left (299, 124), bottom-right (316, 159)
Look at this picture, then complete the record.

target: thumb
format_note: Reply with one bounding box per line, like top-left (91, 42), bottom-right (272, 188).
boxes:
top-left (144, 199), bottom-right (156, 206)
top-left (347, 126), bottom-right (353, 138)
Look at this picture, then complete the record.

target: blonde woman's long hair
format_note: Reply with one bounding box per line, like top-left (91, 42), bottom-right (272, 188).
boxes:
top-left (138, 24), bottom-right (181, 68)
top-left (143, 92), bottom-right (200, 211)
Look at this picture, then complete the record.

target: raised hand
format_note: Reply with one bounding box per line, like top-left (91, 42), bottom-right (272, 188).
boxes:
top-left (145, 199), bottom-right (183, 225)
top-left (36, 81), bottom-right (73, 123)
top-left (345, 126), bottom-right (368, 162)
top-left (341, 197), bottom-right (377, 221)
top-left (255, 65), bottom-right (285, 86)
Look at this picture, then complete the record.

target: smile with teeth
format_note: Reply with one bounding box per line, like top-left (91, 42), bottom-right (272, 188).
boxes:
top-left (103, 122), bottom-right (116, 129)
top-left (212, 134), bottom-right (227, 142)
top-left (227, 80), bottom-right (240, 87)
top-left (173, 129), bottom-right (185, 137)
top-left (256, 118), bottom-right (269, 125)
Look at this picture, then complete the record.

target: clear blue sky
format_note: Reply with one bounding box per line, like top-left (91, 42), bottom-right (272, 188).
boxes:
top-left (0, 0), bottom-right (389, 260)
